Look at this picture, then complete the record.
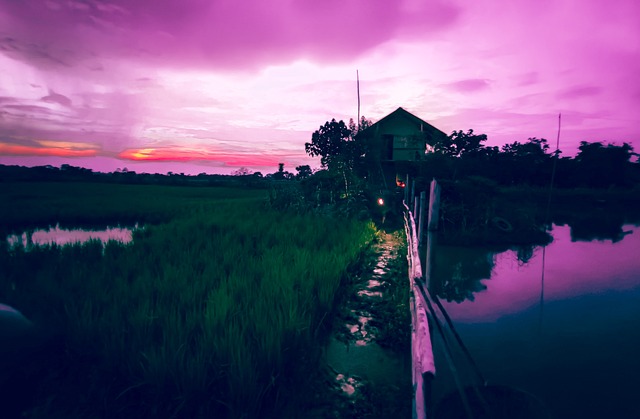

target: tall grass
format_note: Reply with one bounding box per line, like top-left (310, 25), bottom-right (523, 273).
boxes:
top-left (0, 182), bottom-right (377, 418)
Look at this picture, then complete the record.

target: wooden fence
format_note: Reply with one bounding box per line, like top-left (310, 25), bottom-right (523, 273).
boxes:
top-left (404, 178), bottom-right (440, 418)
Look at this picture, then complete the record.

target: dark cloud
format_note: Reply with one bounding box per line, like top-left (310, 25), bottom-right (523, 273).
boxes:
top-left (444, 78), bottom-right (491, 93)
top-left (41, 89), bottom-right (73, 107)
top-left (0, 0), bottom-right (460, 70)
top-left (0, 35), bottom-right (73, 67)
top-left (4, 104), bottom-right (53, 112)
top-left (558, 85), bottom-right (602, 100)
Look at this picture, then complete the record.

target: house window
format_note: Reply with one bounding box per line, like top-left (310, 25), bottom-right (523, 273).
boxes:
top-left (383, 134), bottom-right (394, 160)
top-left (394, 137), bottom-right (410, 148)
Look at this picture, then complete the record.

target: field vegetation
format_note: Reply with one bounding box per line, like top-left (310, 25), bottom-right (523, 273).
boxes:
top-left (0, 182), bottom-right (377, 418)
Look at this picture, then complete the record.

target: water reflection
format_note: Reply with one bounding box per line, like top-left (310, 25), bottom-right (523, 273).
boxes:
top-left (429, 218), bottom-right (637, 304)
top-left (430, 246), bottom-right (492, 303)
top-left (6, 224), bottom-right (140, 250)
top-left (566, 213), bottom-right (633, 242)
top-left (433, 224), bottom-right (639, 321)
top-left (432, 224), bottom-right (640, 418)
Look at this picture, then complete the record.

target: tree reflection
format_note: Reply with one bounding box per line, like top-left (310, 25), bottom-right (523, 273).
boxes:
top-left (565, 212), bottom-right (633, 243)
top-left (429, 246), bottom-right (495, 303)
top-left (427, 211), bottom-right (637, 304)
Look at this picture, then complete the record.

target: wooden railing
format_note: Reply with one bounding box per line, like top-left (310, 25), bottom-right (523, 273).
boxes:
top-left (404, 179), bottom-right (438, 418)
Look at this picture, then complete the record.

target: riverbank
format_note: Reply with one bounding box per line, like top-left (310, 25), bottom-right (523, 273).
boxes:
top-left (434, 179), bottom-right (640, 247)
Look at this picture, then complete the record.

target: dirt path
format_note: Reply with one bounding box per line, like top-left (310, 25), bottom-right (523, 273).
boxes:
top-left (306, 231), bottom-right (412, 418)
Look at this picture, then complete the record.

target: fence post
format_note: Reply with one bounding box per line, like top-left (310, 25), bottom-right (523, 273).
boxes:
top-left (411, 179), bottom-right (416, 208)
top-left (423, 231), bottom-right (436, 288)
top-left (418, 191), bottom-right (427, 245)
top-left (404, 174), bottom-right (410, 204)
top-left (427, 179), bottom-right (440, 231)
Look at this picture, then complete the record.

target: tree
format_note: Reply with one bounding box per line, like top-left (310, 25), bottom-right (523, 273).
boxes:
top-left (498, 138), bottom-right (554, 185)
top-left (305, 119), bottom-right (353, 170)
top-left (436, 129), bottom-right (487, 157)
top-left (575, 141), bottom-right (635, 187)
top-left (231, 167), bottom-right (252, 176)
top-left (271, 163), bottom-right (294, 180)
top-left (348, 116), bottom-right (372, 136)
top-left (295, 165), bottom-right (313, 179)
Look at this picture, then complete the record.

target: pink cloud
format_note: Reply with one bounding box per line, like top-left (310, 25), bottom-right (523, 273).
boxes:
top-left (117, 146), bottom-right (294, 168)
top-left (0, 141), bottom-right (98, 157)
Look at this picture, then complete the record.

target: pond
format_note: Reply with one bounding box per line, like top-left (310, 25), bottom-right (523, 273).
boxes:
top-left (6, 224), bottom-right (140, 250)
top-left (429, 223), bottom-right (640, 418)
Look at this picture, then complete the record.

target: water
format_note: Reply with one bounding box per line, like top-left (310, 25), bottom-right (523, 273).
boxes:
top-left (6, 224), bottom-right (140, 250)
top-left (316, 232), bottom-right (411, 417)
top-left (326, 237), bottom-right (409, 390)
top-left (430, 224), bottom-right (640, 418)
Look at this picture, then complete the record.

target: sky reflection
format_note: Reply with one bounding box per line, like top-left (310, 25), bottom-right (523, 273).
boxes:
top-left (442, 224), bottom-right (640, 322)
top-left (6, 224), bottom-right (139, 249)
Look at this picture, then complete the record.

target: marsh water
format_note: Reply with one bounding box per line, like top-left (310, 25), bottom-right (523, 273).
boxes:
top-left (6, 224), bottom-right (139, 250)
top-left (429, 223), bottom-right (640, 418)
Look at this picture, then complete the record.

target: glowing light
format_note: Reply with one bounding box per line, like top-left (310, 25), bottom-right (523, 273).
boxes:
top-left (377, 198), bottom-right (384, 206)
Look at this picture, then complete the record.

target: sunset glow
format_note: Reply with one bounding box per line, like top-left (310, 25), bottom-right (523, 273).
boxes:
top-left (0, 0), bottom-right (638, 174)
top-left (0, 142), bottom-right (98, 157)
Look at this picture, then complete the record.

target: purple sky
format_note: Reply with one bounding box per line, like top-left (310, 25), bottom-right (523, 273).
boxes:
top-left (1, 0), bottom-right (638, 175)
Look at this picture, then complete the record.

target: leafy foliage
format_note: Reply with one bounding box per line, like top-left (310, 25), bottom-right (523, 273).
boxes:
top-left (305, 119), bottom-right (354, 170)
top-left (295, 165), bottom-right (313, 179)
top-left (435, 129), bottom-right (487, 157)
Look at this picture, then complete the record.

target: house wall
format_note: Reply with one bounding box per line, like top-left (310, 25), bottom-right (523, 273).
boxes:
top-left (369, 114), bottom-right (428, 162)
top-left (360, 109), bottom-right (448, 190)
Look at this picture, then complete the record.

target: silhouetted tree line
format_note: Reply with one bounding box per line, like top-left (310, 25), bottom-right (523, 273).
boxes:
top-left (0, 164), bottom-right (248, 187)
top-left (304, 119), bottom-right (639, 190)
top-left (418, 130), bottom-right (639, 189)
top-left (0, 162), bottom-right (318, 188)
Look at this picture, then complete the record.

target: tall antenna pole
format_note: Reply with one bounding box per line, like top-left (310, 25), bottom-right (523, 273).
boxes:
top-left (546, 113), bottom-right (561, 220)
top-left (539, 112), bottom-right (562, 337)
top-left (357, 70), bottom-right (361, 130)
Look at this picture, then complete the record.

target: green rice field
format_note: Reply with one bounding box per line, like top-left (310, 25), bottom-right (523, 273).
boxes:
top-left (0, 182), bottom-right (377, 418)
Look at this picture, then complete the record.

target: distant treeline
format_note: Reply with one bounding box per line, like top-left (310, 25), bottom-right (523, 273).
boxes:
top-left (2, 137), bottom-right (638, 191)
top-left (0, 164), bottom-right (269, 187)
top-left (409, 135), bottom-right (640, 189)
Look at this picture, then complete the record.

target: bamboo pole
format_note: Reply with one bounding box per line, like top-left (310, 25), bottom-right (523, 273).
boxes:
top-left (418, 191), bottom-right (427, 245)
top-left (427, 179), bottom-right (440, 231)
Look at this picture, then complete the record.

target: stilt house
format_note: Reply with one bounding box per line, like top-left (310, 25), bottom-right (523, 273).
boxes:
top-left (358, 107), bottom-right (448, 189)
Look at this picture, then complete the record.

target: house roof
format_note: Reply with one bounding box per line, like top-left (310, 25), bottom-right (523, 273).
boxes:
top-left (366, 107), bottom-right (447, 137)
